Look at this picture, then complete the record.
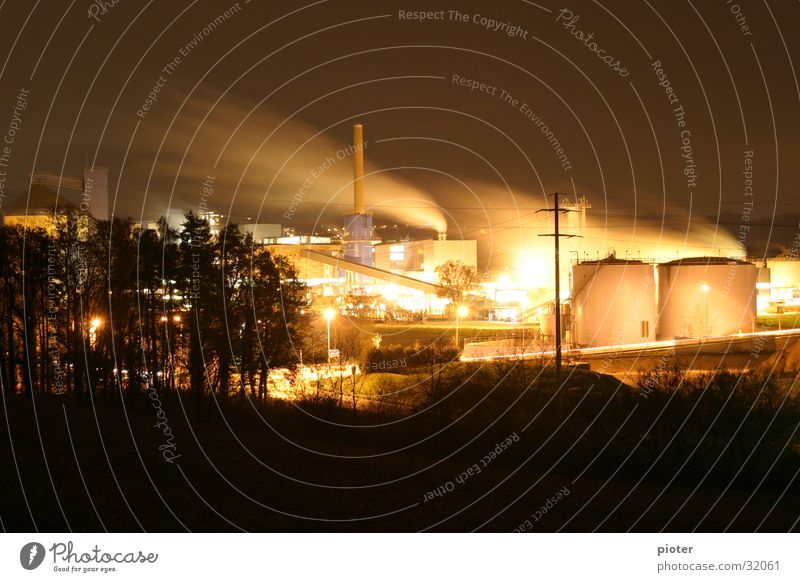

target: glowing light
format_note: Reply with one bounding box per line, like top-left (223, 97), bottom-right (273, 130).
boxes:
top-left (173, 314), bottom-right (181, 322)
top-left (389, 245), bottom-right (405, 262)
top-left (701, 283), bottom-right (710, 293)
top-left (90, 318), bottom-right (102, 329)
top-left (160, 316), bottom-right (169, 322)
top-left (323, 308), bottom-right (336, 321)
top-left (383, 284), bottom-right (399, 300)
top-left (457, 305), bottom-right (469, 317)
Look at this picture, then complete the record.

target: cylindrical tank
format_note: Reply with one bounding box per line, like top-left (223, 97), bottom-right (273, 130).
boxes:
top-left (571, 258), bottom-right (656, 347)
top-left (540, 306), bottom-right (568, 342)
top-left (657, 257), bottom-right (756, 339)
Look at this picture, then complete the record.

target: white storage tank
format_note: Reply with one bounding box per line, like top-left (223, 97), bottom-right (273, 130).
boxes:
top-left (657, 257), bottom-right (756, 339)
top-left (571, 257), bottom-right (656, 347)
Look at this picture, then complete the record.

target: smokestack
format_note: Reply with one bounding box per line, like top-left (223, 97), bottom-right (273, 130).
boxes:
top-left (353, 123), bottom-right (365, 214)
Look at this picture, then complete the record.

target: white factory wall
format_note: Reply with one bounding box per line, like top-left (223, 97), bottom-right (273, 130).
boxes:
top-left (657, 261), bottom-right (757, 339)
top-left (374, 239), bottom-right (477, 282)
top-left (240, 223), bottom-right (282, 242)
top-left (571, 261), bottom-right (656, 347)
top-left (765, 258), bottom-right (800, 308)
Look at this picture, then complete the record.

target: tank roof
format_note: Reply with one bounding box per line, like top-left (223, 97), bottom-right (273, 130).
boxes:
top-left (577, 256), bottom-right (647, 265)
top-left (660, 256), bottom-right (753, 267)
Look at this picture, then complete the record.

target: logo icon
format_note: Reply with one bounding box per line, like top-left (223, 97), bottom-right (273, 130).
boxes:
top-left (20, 542), bottom-right (45, 570)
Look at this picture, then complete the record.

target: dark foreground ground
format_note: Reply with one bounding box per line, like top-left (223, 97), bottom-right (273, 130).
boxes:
top-left (1, 371), bottom-right (798, 532)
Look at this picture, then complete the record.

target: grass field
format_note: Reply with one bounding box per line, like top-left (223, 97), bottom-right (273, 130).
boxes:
top-left (757, 312), bottom-right (800, 331)
top-left (2, 363), bottom-right (798, 532)
top-left (323, 318), bottom-right (541, 348)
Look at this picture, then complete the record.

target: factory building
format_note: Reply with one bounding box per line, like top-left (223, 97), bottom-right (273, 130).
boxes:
top-left (240, 222), bottom-right (282, 244)
top-left (374, 237), bottom-right (478, 283)
top-left (2, 166), bottom-right (110, 230)
top-left (762, 257), bottom-right (800, 312)
top-left (264, 237), bottom-right (344, 291)
top-left (258, 122), bottom-right (477, 318)
top-left (1, 184), bottom-right (74, 233)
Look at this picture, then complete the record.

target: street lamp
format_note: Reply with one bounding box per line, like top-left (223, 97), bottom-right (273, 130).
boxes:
top-left (519, 296), bottom-right (529, 353)
top-left (455, 305), bottom-right (468, 346)
top-left (701, 283), bottom-right (710, 337)
top-left (323, 308), bottom-right (336, 363)
top-left (89, 317), bottom-right (102, 347)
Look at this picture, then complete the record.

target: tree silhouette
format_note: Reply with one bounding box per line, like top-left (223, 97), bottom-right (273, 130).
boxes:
top-left (434, 259), bottom-right (481, 313)
top-left (0, 211), bottom-right (306, 405)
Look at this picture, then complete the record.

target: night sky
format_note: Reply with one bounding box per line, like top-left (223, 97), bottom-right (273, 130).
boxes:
top-left (1, 0), bottom-right (798, 268)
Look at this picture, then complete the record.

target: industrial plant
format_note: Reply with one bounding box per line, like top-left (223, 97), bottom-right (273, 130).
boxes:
top-left (246, 123), bottom-right (799, 361)
top-left (7, 123), bottom-right (800, 360)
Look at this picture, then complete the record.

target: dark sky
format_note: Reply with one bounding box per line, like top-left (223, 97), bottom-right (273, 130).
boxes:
top-left (0, 0), bottom-right (798, 266)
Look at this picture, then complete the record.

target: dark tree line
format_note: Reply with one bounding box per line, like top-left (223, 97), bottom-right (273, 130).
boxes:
top-left (0, 211), bottom-right (308, 403)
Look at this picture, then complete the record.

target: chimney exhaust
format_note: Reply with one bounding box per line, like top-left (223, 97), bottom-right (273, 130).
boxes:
top-left (353, 123), bottom-right (365, 214)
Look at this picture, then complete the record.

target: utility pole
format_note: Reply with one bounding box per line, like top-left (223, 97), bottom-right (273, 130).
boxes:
top-left (538, 193), bottom-right (578, 386)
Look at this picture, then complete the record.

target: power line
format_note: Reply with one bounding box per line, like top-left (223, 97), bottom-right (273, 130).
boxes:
top-left (537, 193), bottom-right (579, 388)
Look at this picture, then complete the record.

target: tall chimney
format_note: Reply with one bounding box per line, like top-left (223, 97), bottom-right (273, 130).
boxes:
top-left (353, 123), bottom-right (365, 214)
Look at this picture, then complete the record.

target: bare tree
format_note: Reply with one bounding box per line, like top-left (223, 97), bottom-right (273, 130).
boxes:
top-left (434, 260), bottom-right (481, 313)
